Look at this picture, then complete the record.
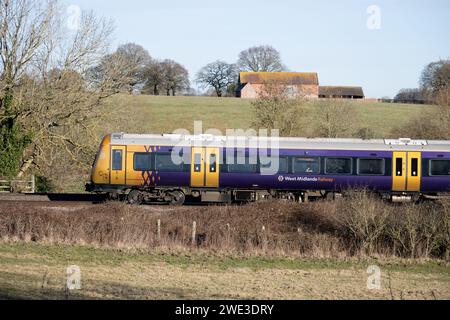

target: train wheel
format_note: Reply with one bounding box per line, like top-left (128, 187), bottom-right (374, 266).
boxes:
top-left (107, 192), bottom-right (119, 201)
top-left (168, 190), bottom-right (185, 206)
top-left (127, 190), bottom-right (143, 205)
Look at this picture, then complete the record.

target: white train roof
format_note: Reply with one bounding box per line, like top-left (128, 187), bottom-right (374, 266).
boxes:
top-left (109, 133), bottom-right (450, 152)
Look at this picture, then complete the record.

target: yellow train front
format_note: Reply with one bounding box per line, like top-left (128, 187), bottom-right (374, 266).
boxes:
top-left (86, 133), bottom-right (450, 204)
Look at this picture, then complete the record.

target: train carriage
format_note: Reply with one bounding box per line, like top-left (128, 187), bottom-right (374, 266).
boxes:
top-left (86, 133), bottom-right (450, 204)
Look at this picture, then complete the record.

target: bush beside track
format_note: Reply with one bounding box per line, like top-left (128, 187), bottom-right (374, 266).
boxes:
top-left (1, 191), bottom-right (448, 260)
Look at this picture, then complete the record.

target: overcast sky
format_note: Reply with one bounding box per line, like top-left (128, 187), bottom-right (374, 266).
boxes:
top-left (67, 0), bottom-right (450, 98)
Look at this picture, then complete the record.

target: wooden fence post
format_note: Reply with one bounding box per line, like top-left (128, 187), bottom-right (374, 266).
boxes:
top-left (261, 225), bottom-right (267, 251)
top-left (192, 221), bottom-right (197, 246)
top-left (157, 219), bottom-right (161, 242)
top-left (225, 223), bottom-right (231, 246)
top-left (31, 175), bottom-right (35, 193)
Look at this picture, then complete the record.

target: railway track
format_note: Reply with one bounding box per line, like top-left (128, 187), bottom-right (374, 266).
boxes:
top-left (0, 193), bottom-right (205, 206)
top-left (0, 193), bottom-right (107, 204)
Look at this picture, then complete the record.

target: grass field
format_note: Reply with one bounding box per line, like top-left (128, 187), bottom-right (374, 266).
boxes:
top-left (100, 95), bottom-right (435, 138)
top-left (0, 243), bottom-right (448, 300)
top-left (0, 199), bottom-right (448, 299)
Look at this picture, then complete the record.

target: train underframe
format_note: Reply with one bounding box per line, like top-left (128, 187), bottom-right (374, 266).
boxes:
top-left (86, 183), bottom-right (448, 205)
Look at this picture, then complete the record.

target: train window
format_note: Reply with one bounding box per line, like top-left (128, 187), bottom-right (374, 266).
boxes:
top-left (411, 158), bottom-right (418, 177)
top-left (194, 153), bottom-right (202, 172)
top-left (227, 164), bottom-right (257, 173)
top-left (133, 153), bottom-right (153, 171)
top-left (260, 156), bottom-right (288, 174)
top-left (112, 150), bottom-right (122, 171)
top-left (209, 154), bottom-right (217, 173)
top-left (325, 158), bottom-right (352, 175)
top-left (155, 153), bottom-right (184, 172)
top-left (357, 158), bottom-right (384, 175)
top-left (293, 157), bottom-right (320, 174)
top-left (227, 151), bottom-right (257, 173)
top-left (429, 159), bottom-right (450, 176)
top-left (396, 158), bottom-right (403, 176)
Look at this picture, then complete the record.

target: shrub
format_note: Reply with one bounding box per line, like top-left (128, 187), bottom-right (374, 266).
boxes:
top-left (333, 190), bottom-right (390, 255)
top-left (35, 175), bottom-right (55, 193)
top-left (0, 195), bottom-right (448, 260)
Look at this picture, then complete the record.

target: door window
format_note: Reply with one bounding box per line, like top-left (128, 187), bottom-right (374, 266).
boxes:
top-left (209, 154), bottom-right (217, 172)
top-left (395, 158), bottom-right (403, 176)
top-left (411, 158), bottom-right (418, 177)
top-left (112, 150), bottom-right (122, 171)
top-left (194, 153), bottom-right (202, 172)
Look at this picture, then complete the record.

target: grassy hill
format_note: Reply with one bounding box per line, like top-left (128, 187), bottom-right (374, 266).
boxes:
top-left (100, 95), bottom-right (436, 138)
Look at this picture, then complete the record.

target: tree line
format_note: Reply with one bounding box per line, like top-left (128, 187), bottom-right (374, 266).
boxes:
top-left (90, 43), bottom-right (190, 96)
top-left (394, 59), bottom-right (450, 106)
top-left (98, 43), bottom-right (288, 98)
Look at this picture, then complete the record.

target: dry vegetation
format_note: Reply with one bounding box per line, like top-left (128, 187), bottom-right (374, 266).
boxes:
top-left (0, 194), bottom-right (449, 300)
top-left (1, 193), bottom-right (448, 260)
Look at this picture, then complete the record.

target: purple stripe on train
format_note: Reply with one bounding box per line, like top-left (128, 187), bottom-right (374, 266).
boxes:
top-left (139, 146), bottom-right (450, 193)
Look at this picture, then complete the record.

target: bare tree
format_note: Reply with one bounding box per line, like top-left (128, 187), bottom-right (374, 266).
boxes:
top-left (0, 0), bottom-right (58, 177)
top-left (19, 11), bottom-right (117, 179)
top-left (196, 60), bottom-right (236, 97)
top-left (312, 99), bottom-right (360, 138)
top-left (142, 60), bottom-right (164, 95)
top-left (87, 49), bottom-right (140, 95)
top-left (237, 45), bottom-right (286, 72)
top-left (142, 59), bottom-right (189, 96)
top-left (91, 43), bottom-right (151, 93)
top-left (420, 59), bottom-right (450, 96)
top-left (160, 59), bottom-right (189, 96)
top-left (0, 0), bottom-right (55, 114)
top-left (250, 81), bottom-right (305, 136)
top-left (115, 43), bottom-right (151, 92)
top-left (0, 0), bottom-right (130, 185)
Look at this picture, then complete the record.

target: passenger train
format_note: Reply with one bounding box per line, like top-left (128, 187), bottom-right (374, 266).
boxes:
top-left (85, 133), bottom-right (450, 204)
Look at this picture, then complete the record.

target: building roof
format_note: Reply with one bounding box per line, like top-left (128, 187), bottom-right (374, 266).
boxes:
top-left (239, 72), bottom-right (319, 85)
top-left (319, 86), bottom-right (364, 97)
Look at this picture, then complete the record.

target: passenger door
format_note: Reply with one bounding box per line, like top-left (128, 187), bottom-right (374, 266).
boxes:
top-left (392, 151), bottom-right (421, 192)
top-left (190, 147), bottom-right (220, 188)
top-left (406, 152), bottom-right (421, 192)
top-left (111, 146), bottom-right (126, 185)
top-left (205, 148), bottom-right (220, 187)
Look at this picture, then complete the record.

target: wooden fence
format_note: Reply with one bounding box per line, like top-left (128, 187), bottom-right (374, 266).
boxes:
top-left (0, 175), bottom-right (35, 193)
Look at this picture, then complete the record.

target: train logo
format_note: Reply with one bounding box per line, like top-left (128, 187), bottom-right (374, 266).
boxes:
top-left (278, 175), bottom-right (284, 182)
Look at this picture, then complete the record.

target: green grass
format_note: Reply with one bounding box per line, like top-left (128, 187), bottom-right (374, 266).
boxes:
top-left (102, 95), bottom-right (254, 135)
top-left (100, 95), bottom-right (437, 138)
top-left (1, 242), bottom-right (448, 274)
top-left (1, 243), bottom-right (449, 299)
